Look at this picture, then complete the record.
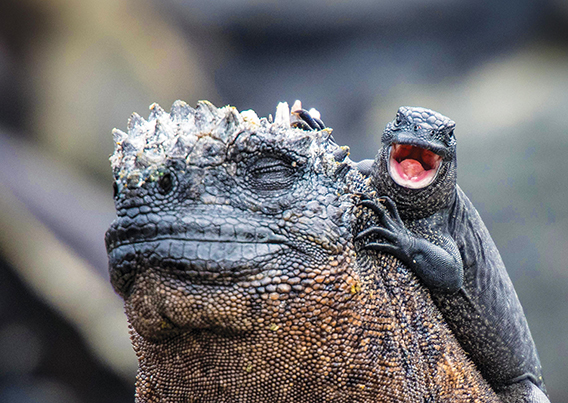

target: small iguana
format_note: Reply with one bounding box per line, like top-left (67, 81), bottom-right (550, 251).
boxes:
top-left (105, 100), bottom-right (501, 402)
top-left (350, 106), bottom-right (549, 402)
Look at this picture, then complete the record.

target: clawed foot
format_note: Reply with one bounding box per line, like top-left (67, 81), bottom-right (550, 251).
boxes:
top-left (291, 100), bottom-right (325, 131)
top-left (355, 195), bottom-right (414, 264)
top-left (355, 194), bottom-right (463, 292)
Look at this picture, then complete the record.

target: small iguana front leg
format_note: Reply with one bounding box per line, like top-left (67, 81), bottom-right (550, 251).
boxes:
top-left (356, 196), bottom-right (463, 293)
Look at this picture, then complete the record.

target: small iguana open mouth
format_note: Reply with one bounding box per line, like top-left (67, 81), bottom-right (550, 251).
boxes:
top-left (389, 143), bottom-right (442, 189)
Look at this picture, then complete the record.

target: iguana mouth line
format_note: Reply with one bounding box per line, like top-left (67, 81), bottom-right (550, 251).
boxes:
top-left (388, 143), bottom-right (442, 189)
top-left (107, 236), bottom-right (288, 252)
top-left (108, 239), bottom-right (292, 287)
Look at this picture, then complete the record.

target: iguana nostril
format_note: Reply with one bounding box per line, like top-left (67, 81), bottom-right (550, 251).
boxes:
top-left (395, 112), bottom-right (402, 126)
top-left (112, 181), bottom-right (119, 198)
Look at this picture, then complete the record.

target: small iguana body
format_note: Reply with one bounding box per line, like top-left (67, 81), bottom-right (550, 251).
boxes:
top-left (106, 101), bottom-right (500, 402)
top-left (355, 107), bottom-right (548, 402)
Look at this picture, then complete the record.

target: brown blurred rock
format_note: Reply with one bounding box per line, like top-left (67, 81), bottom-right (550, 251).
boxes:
top-left (23, 0), bottom-right (218, 178)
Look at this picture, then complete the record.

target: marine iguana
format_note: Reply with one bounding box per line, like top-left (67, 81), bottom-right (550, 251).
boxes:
top-left (351, 106), bottom-right (549, 402)
top-left (105, 100), bottom-right (501, 402)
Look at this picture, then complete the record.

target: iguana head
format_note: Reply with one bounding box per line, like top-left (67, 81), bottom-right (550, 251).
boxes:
top-left (105, 100), bottom-right (361, 340)
top-left (372, 106), bottom-right (457, 219)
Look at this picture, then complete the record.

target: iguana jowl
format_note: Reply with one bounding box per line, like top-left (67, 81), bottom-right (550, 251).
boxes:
top-left (105, 101), bottom-right (500, 402)
top-left (354, 106), bottom-right (549, 403)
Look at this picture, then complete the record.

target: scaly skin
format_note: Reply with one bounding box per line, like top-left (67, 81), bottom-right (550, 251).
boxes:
top-left (106, 101), bottom-right (499, 402)
top-left (359, 107), bottom-right (548, 402)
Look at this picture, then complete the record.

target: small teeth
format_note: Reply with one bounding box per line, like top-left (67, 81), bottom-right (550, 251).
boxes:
top-left (274, 102), bottom-right (291, 127)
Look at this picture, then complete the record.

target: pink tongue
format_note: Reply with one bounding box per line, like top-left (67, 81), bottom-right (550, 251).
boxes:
top-left (400, 159), bottom-right (424, 179)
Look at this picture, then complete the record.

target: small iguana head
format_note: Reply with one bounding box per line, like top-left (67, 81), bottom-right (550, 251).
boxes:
top-left (105, 100), bottom-right (363, 340)
top-left (372, 106), bottom-right (457, 219)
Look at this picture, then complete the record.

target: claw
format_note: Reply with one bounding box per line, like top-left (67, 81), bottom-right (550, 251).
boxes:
top-left (295, 109), bottom-right (323, 130)
top-left (363, 242), bottom-right (401, 258)
top-left (313, 117), bottom-right (325, 130)
top-left (355, 226), bottom-right (395, 243)
top-left (377, 196), bottom-right (402, 223)
top-left (359, 200), bottom-right (388, 219)
top-left (291, 105), bottom-right (326, 131)
top-left (291, 120), bottom-right (312, 131)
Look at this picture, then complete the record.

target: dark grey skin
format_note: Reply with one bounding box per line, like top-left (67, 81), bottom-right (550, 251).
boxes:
top-left (355, 107), bottom-right (549, 402)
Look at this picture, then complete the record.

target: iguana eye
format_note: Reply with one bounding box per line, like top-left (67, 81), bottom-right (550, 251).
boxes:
top-left (158, 172), bottom-right (174, 195)
top-left (248, 157), bottom-right (298, 191)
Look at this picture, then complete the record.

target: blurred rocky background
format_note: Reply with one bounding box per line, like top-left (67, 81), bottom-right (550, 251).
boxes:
top-left (0, 0), bottom-right (566, 401)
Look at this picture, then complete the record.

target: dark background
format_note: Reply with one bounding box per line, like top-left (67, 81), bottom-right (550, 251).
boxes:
top-left (0, 0), bottom-right (566, 401)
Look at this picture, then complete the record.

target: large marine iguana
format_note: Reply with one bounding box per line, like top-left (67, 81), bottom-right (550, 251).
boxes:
top-left (350, 106), bottom-right (549, 403)
top-left (105, 100), bottom-right (500, 402)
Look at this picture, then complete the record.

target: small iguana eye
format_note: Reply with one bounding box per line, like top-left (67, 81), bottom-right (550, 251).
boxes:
top-left (158, 172), bottom-right (174, 195)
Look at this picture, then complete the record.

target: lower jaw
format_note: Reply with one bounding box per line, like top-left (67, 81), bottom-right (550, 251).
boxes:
top-left (124, 274), bottom-right (259, 340)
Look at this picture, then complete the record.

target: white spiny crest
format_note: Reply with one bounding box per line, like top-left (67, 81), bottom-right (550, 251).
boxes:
top-left (110, 100), bottom-right (334, 178)
top-left (308, 108), bottom-right (321, 120)
top-left (111, 100), bottom-right (234, 173)
top-left (291, 100), bottom-right (302, 113)
top-left (274, 102), bottom-right (291, 127)
top-left (240, 109), bottom-right (260, 126)
top-left (148, 103), bottom-right (167, 120)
